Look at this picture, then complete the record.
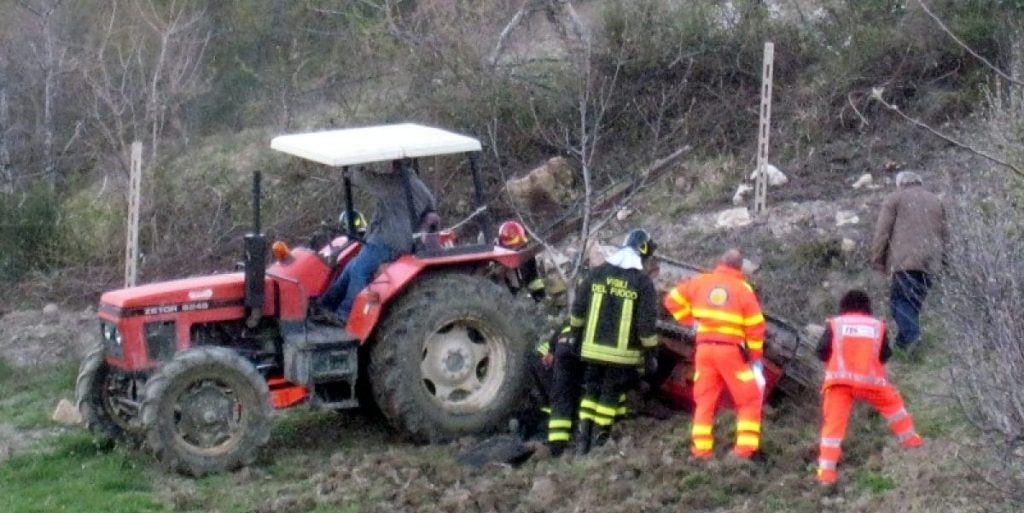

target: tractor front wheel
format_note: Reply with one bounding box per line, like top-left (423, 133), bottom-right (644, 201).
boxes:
top-left (369, 273), bottom-right (536, 442)
top-left (141, 347), bottom-right (271, 476)
top-left (76, 343), bottom-right (145, 447)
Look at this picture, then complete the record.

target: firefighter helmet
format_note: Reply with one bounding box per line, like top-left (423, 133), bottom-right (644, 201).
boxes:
top-left (623, 228), bottom-right (656, 258)
top-left (339, 209), bottom-right (368, 236)
top-left (497, 220), bottom-right (528, 248)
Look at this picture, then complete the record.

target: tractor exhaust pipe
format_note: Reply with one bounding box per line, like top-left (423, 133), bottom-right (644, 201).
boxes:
top-left (244, 170), bottom-right (266, 328)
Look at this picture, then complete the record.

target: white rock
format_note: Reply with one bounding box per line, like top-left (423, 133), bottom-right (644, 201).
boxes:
top-left (748, 164), bottom-right (788, 186)
top-left (732, 183), bottom-right (754, 205)
top-left (616, 207), bottom-right (633, 221)
top-left (840, 238), bottom-right (857, 252)
top-left (42, 303), bottom-right (60, 316)
top-left (51, 399), bottom-right (82, 426)
top-left (742, 258), bottom-right (760, 275)
top-left (835, 211), bottom-right (860, 226)
top-left (851, 173), bottom-right (873, 189)
top-left (716, 207), bottom-right (752, 229)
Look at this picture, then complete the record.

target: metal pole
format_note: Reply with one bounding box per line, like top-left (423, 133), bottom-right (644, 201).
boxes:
top-left (124, 141), bottom-right (142, 287)
top-left (753, 42), bottom-right (774, 216)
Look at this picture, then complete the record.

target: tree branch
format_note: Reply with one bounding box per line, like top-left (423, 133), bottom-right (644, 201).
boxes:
top-left (870, 87), bottom-right (1024, 179)
top-left (915, 0), bottom-right (1024, 88)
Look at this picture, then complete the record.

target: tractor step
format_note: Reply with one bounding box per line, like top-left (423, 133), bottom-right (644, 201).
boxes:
top-left (282, 322), bottom-right (359, 410)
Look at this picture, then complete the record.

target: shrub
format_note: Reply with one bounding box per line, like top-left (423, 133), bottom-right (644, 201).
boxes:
top-left (0, 186), bottom-right (61, 283)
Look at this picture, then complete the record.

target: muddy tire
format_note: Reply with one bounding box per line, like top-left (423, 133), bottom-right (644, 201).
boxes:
top-left (76, 343), bottom-right (145, 447)
top-left (369, 273), bottom-right (536, 442)
top-left (141, 347), bottom-right (271, 476)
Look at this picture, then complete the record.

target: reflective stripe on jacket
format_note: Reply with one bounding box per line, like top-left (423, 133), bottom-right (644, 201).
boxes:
top-left (570, 263), bottom-right (658, 367)
top-left (663, 265), bottom-right (766, 361)
top-left (824, 313), bottom-right (888, 388)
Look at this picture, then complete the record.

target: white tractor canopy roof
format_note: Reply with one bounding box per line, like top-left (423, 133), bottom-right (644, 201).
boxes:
top-left (270, 123), bottom-right (482, 167)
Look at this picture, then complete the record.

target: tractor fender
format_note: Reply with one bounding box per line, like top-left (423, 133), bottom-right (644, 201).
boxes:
top-left (346, 247), bottom-right (521, 341)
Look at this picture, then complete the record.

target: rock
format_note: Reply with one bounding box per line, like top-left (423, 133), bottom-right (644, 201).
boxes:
top-left (840, 238), bottom-right (857, 252)
top-left (716, 207), bottom-right (752, 229)
top-left (835, 211), bottom-right (859, 226)
top-left (527, 476), bottom-right (559, 508)
top-left (805, 323), bottom-right (825, 340)
top-left (674, 176), bottom-right (690, 193)
top-left (51, 398), bottom-right (82, 425)
top-left (748, 163), bottom-right (788, 186)
top-left (42, 303), bottom-right (60, 316)
top-left (732, 183), bottom-right (753, 205)
top-left (586, 243), bottom-right (615, 267)
top-left (616, 207), bottom-right (633, 221)
top-left (539, 250), bottom-right (570, 272)
top-left (505, 157), bottom-right (575, 215)
top-left (851, 173), bottom-right (873, 189)
top-left (741, 258), bottom-right (760, 275)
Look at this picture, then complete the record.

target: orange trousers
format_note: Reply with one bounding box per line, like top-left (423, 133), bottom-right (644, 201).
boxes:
top-left (817, 384), bottom-right (922, 483)
top-left (690, 344), bottom-right (763, 458)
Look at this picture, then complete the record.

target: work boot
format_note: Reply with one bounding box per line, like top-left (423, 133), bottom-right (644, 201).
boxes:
top-left (901, 433), bottom-right (923, 449)
top-left (576, 420), bottom-right (593, 456)
top-left (546, 441), bottom-right (567, 458)
top-left (591, 425), bottom-right (611, 450)
top-left (816, 468), bottom-right (838, 486)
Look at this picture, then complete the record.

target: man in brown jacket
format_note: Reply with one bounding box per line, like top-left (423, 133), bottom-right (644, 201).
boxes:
top-left (870, 171), bottom-right (948, 351)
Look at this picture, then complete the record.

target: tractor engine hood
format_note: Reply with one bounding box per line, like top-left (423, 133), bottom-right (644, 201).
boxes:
top-left (100, 273), bottom-right (247, 316)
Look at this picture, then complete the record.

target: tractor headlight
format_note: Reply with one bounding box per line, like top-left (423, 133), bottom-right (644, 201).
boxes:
top-left (100, 322), bottom-right (123, 357)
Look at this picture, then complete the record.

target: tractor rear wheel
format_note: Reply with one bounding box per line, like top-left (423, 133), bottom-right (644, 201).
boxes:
top-left (141, 347), bottom-right (271, 476)
top-left (369, 273), bottom-right (536, 442)
top-left (76, 343), bottom-right (145, 447)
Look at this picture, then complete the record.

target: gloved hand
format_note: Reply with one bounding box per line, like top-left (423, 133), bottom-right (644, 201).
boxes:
top-left (644, 352), bottom-right (659, 377)
top-left (751, 361), bottom-right (766, 393)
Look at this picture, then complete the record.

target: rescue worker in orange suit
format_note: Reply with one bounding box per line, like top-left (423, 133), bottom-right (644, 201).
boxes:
top-left (815, 289), bottom-right (923, 485)
top-left (496, 220), bottom-right (546, 302)
top-left (565, 229), bottom-right (660, 456)
top-left (663, 248), bottom-right (767, 461)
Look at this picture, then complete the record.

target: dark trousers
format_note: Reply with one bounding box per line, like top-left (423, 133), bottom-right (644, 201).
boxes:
top-left (546, 344), bottom-right (583, 444)
top-left (890, 270), bottom-right (932, 348)
top-left (577, 363), bottom-right (635, 434)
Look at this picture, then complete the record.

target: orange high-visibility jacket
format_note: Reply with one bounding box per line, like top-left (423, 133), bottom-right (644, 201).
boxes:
top-left (823, 313), bottom-right (889, 389)
top-left (663, 265), bottom-right (766, 361)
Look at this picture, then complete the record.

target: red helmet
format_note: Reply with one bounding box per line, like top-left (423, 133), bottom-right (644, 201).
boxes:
top-left (497, 220), bottom-right (528, 248)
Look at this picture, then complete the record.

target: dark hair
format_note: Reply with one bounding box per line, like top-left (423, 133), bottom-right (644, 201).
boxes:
top-left (838, 289), bottom-right (873, 314)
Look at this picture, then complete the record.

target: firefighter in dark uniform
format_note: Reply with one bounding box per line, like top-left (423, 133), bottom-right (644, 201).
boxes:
top-left (497, 220), bottom-right (546, 302)
top-left (567, 229), bottom-right (660, 455)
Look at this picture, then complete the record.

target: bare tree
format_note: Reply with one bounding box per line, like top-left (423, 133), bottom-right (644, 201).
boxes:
top-left (489, 0), bottom-right (589, 69)
top-left (81, 0), bottom-right (210, 177)
top-left (18, 0), bottom-right (74, 189)
top-left (0, 88), bottom-right (12, 193)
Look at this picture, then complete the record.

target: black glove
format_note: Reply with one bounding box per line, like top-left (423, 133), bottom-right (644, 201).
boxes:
top-left (644, 352), bottom-right (658, 377)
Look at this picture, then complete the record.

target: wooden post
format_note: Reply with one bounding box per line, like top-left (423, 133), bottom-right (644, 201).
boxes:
top-left (753, 42), bottom-right (774, 216)
top-left (125, 141), bottom-right (142, 287)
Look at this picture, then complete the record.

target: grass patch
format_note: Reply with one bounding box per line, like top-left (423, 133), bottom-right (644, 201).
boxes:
top-left (855, 470), bottom-right (898, 494)
top-left (0, 361), bottom-right (77, 429)
top-left (0, 433), bottom-right (163, 513)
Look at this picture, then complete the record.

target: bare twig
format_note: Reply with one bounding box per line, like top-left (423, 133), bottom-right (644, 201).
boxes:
top-left (870, 87), bottom-right (1024, 179)
top-left (915, 0), bottom-right (1024, 88)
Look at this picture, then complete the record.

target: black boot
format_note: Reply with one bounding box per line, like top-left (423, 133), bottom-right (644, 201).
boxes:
top-left (576, 419), bottom-right (593, 456)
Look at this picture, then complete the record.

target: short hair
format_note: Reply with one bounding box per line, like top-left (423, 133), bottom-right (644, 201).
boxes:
top-left (895, 171), bottom-right (923, 187)
top-left (838, 289), bottom-right (873, 315)
top-left (719, 248), bottom-right (743, 270)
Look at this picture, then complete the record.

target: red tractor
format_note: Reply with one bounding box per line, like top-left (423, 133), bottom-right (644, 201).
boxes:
top-left (76, 124), bottom-right (541, 475)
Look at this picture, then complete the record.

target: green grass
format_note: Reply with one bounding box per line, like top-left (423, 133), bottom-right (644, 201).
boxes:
top-left (0, 361), bottom-right (77, 429)
top-left (0, 433), bottom-right (164, 513)
top-left (855, 470), bottom-right (898, 494)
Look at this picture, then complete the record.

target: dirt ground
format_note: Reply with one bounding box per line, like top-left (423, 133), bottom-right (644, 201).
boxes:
top-left (0, 277), bottom-right (994, 512)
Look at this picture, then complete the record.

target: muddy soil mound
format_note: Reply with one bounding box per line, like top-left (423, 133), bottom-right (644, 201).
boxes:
top-left (0, 307), bottom-right (97, 367)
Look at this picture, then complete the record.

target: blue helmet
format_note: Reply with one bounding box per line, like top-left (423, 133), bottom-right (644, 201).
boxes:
top-left (623, 228), bottom-right (656, 258)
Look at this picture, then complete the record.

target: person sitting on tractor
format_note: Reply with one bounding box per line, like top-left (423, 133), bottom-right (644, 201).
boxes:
top-left (496, 220), bottom-right (546, 302)
top-left (317, 160), bottom-right (436, 325)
